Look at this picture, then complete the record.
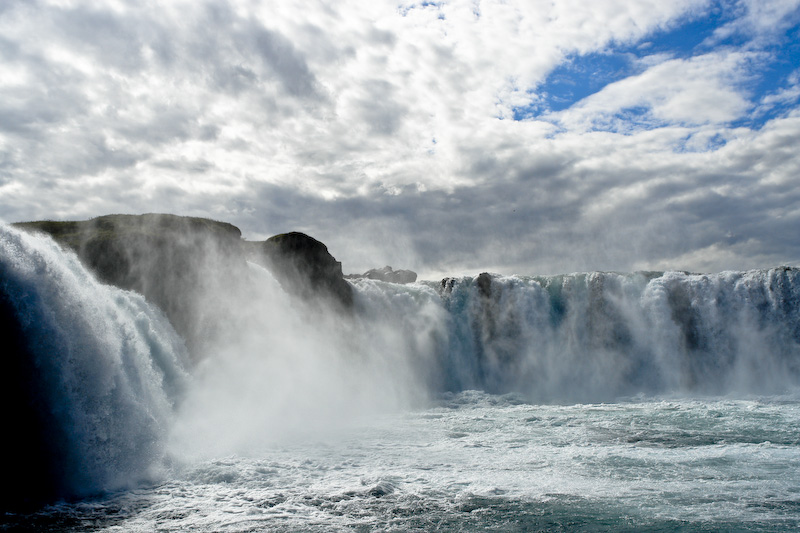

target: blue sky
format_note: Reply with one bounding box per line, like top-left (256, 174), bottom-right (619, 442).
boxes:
top-left (0, 0), bottom-right (799, 277)
top-left (517, 1), bottom-right (800, 133)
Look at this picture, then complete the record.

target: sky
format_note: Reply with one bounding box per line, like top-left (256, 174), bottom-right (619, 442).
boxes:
top-left (1, 0), bottom-right (799, 279)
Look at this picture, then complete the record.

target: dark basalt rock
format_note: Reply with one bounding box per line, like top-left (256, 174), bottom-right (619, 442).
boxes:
top-left (440, 272), bottom-right (495, 298)
top-left (15, 216), bottom-right (357, 342)
top-left (440, 277), bottom-right (457, 294)
top-left (346, 265), bottom-right (417, 284)
top-left (476, 272), bottom-right (493, 298)
top-left (252, 232), bottom-right (353, 310)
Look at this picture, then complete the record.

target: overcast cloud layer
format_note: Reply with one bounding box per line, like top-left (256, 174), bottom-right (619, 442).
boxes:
top-left (1, 0), bottom-right (799, 278)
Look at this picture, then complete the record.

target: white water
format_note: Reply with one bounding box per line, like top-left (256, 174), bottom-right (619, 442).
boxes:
top-left (14, 393), bottom-right (800, 531)
top-left (0, 225), bottom-right (189, 499)
top-left (2, 225), bottom-right (800, 530)
top-left (356, 270), bottom-right (800, 400)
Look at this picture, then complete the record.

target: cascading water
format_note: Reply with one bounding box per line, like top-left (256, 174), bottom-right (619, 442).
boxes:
top-left (352, 269), bottom-right (800, 401)
top-left (0, 225), bottom-right (189, 507)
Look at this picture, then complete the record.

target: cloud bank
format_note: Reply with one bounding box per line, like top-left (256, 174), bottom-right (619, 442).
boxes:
top-left (1, 0), bottom-right (798, 278)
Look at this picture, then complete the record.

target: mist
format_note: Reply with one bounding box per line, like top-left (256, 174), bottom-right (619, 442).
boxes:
top-left (168, 263), bottom-right (437, 460)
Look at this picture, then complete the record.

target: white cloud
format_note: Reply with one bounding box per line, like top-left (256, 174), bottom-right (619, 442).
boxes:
top-left (550, 51), bottom-right (756, 131)
top-left (708, 0), bottom-right (800, 46)
top-left (0, 0), bottom-right (798, 275)
top-left (755, 69), bottom-right (800, 118)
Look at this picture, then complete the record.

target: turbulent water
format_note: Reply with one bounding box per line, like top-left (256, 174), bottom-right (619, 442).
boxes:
top-left (6, 393), bottom-right (800, 532)
top-left (2, 225), bottom-right (800, 531)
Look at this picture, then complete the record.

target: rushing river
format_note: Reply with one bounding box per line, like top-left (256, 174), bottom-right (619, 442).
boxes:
top-left (6, 392), bottom-right (800, 532)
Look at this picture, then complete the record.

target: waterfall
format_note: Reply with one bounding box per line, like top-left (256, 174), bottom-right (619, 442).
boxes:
top-left (349, 269), bottom-right (800, 401)
top-left (3, 222), bottom-right (799, 508)
top-left (0, 225), bottom-right (189, 506)
top-left (419, 269), bottom-right (800, 400)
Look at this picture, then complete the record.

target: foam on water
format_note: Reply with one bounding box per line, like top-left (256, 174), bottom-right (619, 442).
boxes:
top-left (11, 393), bottom-right (800, 531)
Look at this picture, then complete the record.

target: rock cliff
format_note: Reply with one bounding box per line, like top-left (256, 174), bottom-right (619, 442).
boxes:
top-left (247, 231), bottom-right (353, 310)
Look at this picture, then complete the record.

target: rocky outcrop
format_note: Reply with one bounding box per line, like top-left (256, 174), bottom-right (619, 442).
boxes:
top-left (346, 265), bottom-right (417, 284)
top-left (249, 232), bottom-right (353, 310)
top-left (476, 272), bottom-right (493, 298)
top-left (15, 217), bottom-right (357, 344)
top-left (440, 277), bottom-right (457, 294)
top-left (440, 272), bottom-right (493, 297)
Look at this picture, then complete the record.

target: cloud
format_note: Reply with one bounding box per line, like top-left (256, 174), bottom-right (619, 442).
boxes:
top-left (237, 20), bottom-right (323, 99)
top-left (548, 51), bottom-right (757, 131)
top-left (708, 0), bottom-right (800, 47)
top-left (0, 0), bottom-right (798, 276)
top-left (205, 112), bottom-right (799, 278)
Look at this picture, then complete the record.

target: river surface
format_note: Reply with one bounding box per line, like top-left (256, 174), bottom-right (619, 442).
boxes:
top-left (7, 392), bottom-right (799, 532)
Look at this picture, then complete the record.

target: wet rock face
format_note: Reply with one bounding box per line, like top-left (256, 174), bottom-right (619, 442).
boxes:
top-left (440, 277), bottom-right (457, 294)
top-left (15, 217), bottom-right (360, 344)
top-left (257, 232), bottom-right (353, 310)
top-left (476, 272), bottom-right (493, 299)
